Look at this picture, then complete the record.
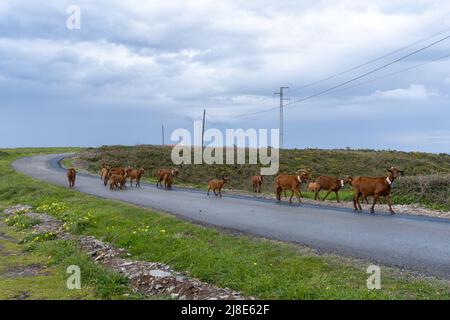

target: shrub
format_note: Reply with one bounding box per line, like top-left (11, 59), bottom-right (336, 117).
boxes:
top-left (393, 175), bottom-right (450, 209)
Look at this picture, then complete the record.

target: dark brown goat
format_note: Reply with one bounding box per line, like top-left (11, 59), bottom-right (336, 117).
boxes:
top-left (352, 167), bottom-right (404, 214)
top-left (314, 176), bottom-right (353, 203)
top-left (207, 176), bottom-right (228, 197)
top-left (156, 168), bottom-right (179, 188)
top-left (129, 167), bottom-right (145, 187)
top-left (275, 170), bottom-right (310, 203)
top-left (109, 174), bottom-right (126, 190)
top-left (104, 167), bottom-right (126, 186)
top-left (164, 172), bottom-right (174, 190)
top-left (252, 175), bottom-right (264, 193)
top-left (67, 168), bottom-right (76, 188)
top-left (125, 166), bottom-right (133, 178)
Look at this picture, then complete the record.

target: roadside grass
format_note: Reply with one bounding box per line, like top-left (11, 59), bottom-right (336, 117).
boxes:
top-left (0, 221), bottom-right (133, 300)
top-left (2, 148), bottom-right (450, 299)
top-left (60, 157), bottom-right (75, 169)
top-left (4, 214), bottom-right (41, 230)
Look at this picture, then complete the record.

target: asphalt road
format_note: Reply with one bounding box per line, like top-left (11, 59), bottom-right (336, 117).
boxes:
top-left (13, 153), bottom-right (450, 279)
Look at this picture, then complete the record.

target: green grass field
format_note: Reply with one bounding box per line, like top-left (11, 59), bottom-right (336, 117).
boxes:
top-left (1, 148), bottom-right (450, 299)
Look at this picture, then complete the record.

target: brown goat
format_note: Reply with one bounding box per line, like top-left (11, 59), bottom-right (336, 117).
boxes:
top-left (164, 172), bottom-right (174, 190)
top-left (252, 175), bottom-right (263, 193)
top-left (109, 174), bottom-right (127, 191)
top-left (129, 167), bottom-right (145, 187)
top-left (275, 170), bottom-right (310, 203)
top-left (314, 176), bottom-right (353, 203)
top-left (156, 168), bottom-right (179, 188)
top-left (67, 168), bottom-right (76, 188)
top-left (207, 176), bottom-right (228, 197)
top-left (307, 182), bottom-right (317, 192)
top-left (125, 166), bottom-right (133, 178)
top-left (104, 167), bottom-right (126, 186)
top-left (100, 166), bottom-right (109, 181)
top-left (110, 167), bottom-right (126, 176)
top-left (352, 167), bottom-right (404, 214)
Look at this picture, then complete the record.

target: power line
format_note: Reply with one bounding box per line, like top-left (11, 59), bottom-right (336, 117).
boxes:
top-left (330, 52), bottom-right (450, 95)
top-left (286, 34), bottom-right (450, 107)
top-left (289, 26), bottom-right (450, 94)
top-left (233, 34), bottom-right (450, 119)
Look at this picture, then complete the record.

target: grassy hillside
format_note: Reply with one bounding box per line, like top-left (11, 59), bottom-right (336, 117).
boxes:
top-left (74, 145), bottom-right (450, 210)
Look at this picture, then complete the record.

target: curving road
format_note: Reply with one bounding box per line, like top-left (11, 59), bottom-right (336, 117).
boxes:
top-left (13, 153), bottom-right (450, 279)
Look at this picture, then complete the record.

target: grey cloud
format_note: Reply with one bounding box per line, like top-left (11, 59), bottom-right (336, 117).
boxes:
top-left (0, 0), bottom-right (449, 152)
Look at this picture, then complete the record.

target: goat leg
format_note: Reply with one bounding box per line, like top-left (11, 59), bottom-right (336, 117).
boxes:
top-left (275, 188), bottom-right (281, 202)
top-left (314, 189), bottom-right (320, 200)
top-left (386, 195), bottom-right (395, 215)
top-left (357, 193), bottom-right (363, 210)
top-left (323, 191), bottom-right (332, 201)
top-left (354, 192), bottom-right (361, 211)
top-left (289, 190), bottom-right (294, 203)
top-left (296, 190), bottom-right (302, 203)
top-left (371, 194), bottom-right (379, 213)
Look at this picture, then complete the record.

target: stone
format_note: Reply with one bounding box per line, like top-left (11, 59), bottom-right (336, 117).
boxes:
top-left (149, 269), bottom-right (172, 278)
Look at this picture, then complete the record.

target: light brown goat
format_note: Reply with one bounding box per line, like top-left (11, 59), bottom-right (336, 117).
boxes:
top-left (314, 176), bottom-right (353, 203)
top-left (275, 170), bottom-right (310, 203)
top-left (308, 182), bottom-right (317, 192)
top-left (129, 167), bottom-right (145, 187)
top-left (100, 166), bottom-right (109, 181)
top-left (252, 175), bottom-right (264, 193)
top-left (207, 176), bottom-right (228, 197)
top-left (352, 167), bottom-right (404, 214)
top-left (156, 168), bottom-right (179, 188)
top-left (67, 168), bottom-right (76, 188)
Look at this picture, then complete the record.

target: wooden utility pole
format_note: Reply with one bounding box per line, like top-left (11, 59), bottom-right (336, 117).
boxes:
top-left (201, 109), bottom-right (206, 150)
top-left (161, 125), bottom-right (165, 147)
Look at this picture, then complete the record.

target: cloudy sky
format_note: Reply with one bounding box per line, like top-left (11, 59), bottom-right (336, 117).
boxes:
top-left (0, 0), bottom-right (449, 152)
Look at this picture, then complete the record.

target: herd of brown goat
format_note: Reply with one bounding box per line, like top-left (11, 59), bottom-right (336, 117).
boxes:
top-left (66, 165), bottom-right (404, 215)
top-left (100, 165), bottom-right (147, 190)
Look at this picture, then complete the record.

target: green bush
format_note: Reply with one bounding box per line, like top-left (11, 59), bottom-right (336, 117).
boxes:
top-left (393, 175), bottom-right (450, 209)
